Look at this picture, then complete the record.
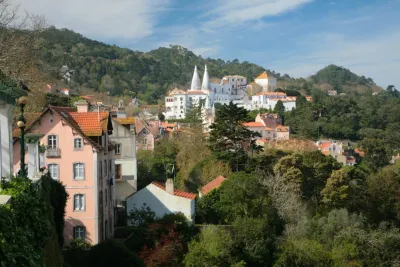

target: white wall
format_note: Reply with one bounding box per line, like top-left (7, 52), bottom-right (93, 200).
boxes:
top-left (126, 184), bottom-right (195, 223)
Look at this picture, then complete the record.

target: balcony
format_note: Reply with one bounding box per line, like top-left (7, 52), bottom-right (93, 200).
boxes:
top-left (46, 147), bottom-right (61, 158)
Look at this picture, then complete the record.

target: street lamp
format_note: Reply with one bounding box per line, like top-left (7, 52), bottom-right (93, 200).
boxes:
top-left (18, 96), bottom-right (28, 177)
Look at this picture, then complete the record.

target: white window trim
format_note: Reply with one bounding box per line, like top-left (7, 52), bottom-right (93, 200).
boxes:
top-left (73, 194), bottom-right (85, 211)
top-left (48, 134), bottom-right (58, 148)
top-left (48, 163), bottom-right (59, 180)
top-left (74, 137), bottom-right (83, 150)
top-left (73, 162), bottom-right (85, 180)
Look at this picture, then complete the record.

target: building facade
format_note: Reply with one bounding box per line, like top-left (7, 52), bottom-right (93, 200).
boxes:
top-left (243, 113), bottom-right (290, 142)
top-left (13, 102), bottom-right (115, 245)
top-left (164, 65), bottom-right (248, 120)
top-left (254, 71), bottom-right (277, 92)
top-left (110, 114), bottom-right (138, 206)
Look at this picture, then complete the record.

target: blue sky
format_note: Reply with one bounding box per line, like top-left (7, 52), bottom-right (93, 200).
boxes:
top-left (19, 0), bottom-right (400, 88)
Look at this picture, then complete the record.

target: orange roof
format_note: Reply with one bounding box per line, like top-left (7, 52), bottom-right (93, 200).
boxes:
top-left (114, 117), bottom-right (135, 125)
top-left (256, 71), bottom-right (269, 79)
top-left (255, 92), bottom-right (286, 96)
top-left (68, 112), bottom-right (109, 136)
top-left (201, 176), bottom-right (226, 195)
top-left (243, 122), bottom-right (264, 127)
top-left (161, 122), bottom-right (177, 128)
top-left (257, 138), bottom-right (269, 143)
top-left (152, 182), bottom-right (196, 200)
top-left (265, 127), bottom-right (274, 131)
top-left (319, 142), bottom-right (332, 149)
top-left (276, 125), bottom-right (289, 132)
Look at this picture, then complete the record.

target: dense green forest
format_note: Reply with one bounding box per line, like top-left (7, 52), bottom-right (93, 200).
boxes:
top-left (38, 27), bottom-right (381, 104)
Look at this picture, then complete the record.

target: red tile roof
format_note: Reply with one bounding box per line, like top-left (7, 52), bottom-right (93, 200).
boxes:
top-left (276, 125), bottom-right (289, 132)
top-left (67, 111), bottom-right (109, 136)
top-left (243, 122), bottom-right (264, 127)
top-left (201, 176), bottom-right (226, 195)
top-left (152, 182), bottom-right (196, 200)
top-left (319, 142), bottom-right (332, 149)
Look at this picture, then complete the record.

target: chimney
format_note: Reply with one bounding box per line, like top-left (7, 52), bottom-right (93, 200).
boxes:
top-left (166, 178), bottom-right (174, 195)
top-left (76, 100), bottom-right (89, 113)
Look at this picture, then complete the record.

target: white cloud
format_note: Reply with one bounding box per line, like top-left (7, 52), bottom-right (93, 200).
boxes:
top-left (16, 0), bottom-right (170, 41)
top-left (203, 0), bottom-right (313, 29)
top-left (270, 31), bottom-right (400, 88)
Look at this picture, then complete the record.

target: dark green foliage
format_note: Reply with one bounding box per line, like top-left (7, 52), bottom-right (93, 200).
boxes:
top-left (39, 28), bottom-right (270, 100)
top-left (0, 174), bottom-right (66, 266)
top-left (0, 70), bottom-right (27, 104)
top-left (209, 102), bottom-right (261, 171)
top-left (196, 189), bottom-right (222, 224)
top-left (42, 174), bottom-right (69, 248)
top-left (45, 93), bottom-right (70, 107)
top-left (85, 239), bottom-right (145, 267)
top-left (311, 64), bottom-right (376, 90)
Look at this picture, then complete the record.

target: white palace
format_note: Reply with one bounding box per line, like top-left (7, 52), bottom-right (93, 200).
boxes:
top-left (163, 66), bottom-right (297, 120)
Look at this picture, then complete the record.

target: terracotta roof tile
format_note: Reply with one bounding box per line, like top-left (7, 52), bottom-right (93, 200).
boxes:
top-left (243, 122), bottom-right (264, 127)
top-left (201, 176), bottom-right (226, 195)
top-left (319, 142), bottom-right (332, 149)
top-left (67, 111), bottom-right (109, 136)
top-left (152, 182), bottom-right (196, 200)
top-left (275, 125), bottom-right (289, 132)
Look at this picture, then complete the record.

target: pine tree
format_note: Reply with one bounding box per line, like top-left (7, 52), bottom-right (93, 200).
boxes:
top-left (208, 102), bottom-right (261, 171)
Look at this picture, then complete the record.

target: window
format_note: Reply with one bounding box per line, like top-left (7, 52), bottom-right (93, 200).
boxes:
top-left (74, 138), bottom-right (83, 149)
top-left (180, 97), bottom-right (183, 101)
top-left (48, 135), bottom-right (57, 148)
top-left (115, 144), bottom-right (121, 155)
top-left (109, 188), bottom-right (112, 202)
top-left (74, 194), bottom-right (85, 211)
top-left (142, 138), bottom-right (147, 145)
top-left (105, 189), bottom-right (108, 206)
top-left (99, 161), bottom-right (102, 177)
top-left (73, 226), bottom-right (86, 239)
top-left (109, 160), bottom-right (112, 175)
top-left (104, 160), bottom-right (107, 175)
top-left (115, 164), bottom-right (121, 179)
top-left (73, 163), bottom-right (84, 180)
top-left (48, 164), bottom-right (59, 180)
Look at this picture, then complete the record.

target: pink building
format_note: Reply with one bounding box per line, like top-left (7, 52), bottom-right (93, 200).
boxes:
top-left (136, 119), bottom-right (162, 151)
top-left (243, 113), bottom-right (290, 143)
top-left (13, 101), bottom-right (115, 245)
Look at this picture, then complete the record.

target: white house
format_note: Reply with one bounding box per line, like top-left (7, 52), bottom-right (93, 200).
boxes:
top-left (251, 92), bottom-right (296, 111)
top-left (126, 179), bottom-right (196, 223)
top-left (254, 71), bottom-right (277, 92)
